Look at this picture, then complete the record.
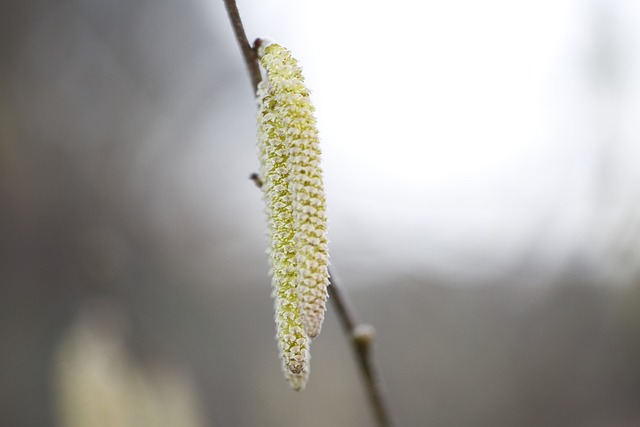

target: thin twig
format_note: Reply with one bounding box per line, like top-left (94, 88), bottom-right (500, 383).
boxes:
top-left (327, 268), bottom-right (396, 427)
top-left (222, 0), bottom-right (261, 93)
top-left (225, 2), bottom-right (395, 425)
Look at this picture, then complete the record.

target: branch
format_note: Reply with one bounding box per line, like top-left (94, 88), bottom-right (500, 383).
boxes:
top-left (226, 2), bottom-right (395, 425)
top-left (327, 269), bottom-right (396, 427)
top-left (222, 0), bottom-right (261, 93)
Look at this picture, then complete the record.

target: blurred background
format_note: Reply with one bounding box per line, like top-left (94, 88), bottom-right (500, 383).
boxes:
top-left (2, 0), bottom-right (640, 426)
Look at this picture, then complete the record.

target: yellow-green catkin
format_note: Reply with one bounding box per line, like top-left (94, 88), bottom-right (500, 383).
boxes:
top-left (257, 63), bottom-right (310, 391)
top-left (256, 40), bottom-right (329, 390)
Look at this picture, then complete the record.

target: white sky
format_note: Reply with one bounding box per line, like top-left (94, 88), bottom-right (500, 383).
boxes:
top-left (200, 0), bottom-right (640, 285)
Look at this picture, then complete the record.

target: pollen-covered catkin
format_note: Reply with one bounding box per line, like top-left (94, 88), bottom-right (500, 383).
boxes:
top-left (256, 40), bottom-right (330, 390)
top-left (257, 79), bottom-right (311, 391)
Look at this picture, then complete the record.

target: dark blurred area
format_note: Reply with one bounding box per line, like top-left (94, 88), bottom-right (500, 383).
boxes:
top-left (2, 1), bottom-right (640, 426)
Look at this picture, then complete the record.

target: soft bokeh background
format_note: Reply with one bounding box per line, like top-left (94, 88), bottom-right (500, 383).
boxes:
top-left (2, 0), bottom-right (640, 426)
